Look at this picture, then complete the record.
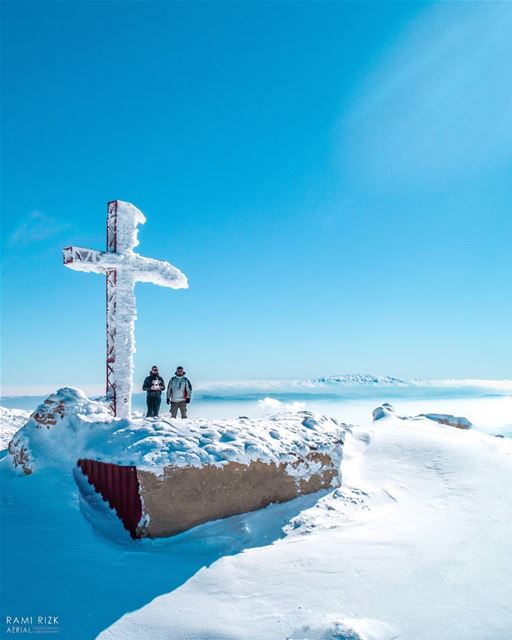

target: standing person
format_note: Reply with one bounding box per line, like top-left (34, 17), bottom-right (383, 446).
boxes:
top-left (142, 365), bottom-right (165, 418)
top-left (166, 366), bottom-right (192, 418)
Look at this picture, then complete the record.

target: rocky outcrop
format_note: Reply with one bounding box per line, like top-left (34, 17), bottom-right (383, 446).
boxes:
top-left (372, 403), bottom-right (395, 421)
top-left (372, 403), bottom-right (472, 429)
top-left (10, 388), bottom-right (348, 539)
top-left (418, 413), bottom-right (472, 429)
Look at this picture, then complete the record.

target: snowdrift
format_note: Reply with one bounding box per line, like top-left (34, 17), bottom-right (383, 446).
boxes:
top-left (6, 388), bottom-right (346, 537)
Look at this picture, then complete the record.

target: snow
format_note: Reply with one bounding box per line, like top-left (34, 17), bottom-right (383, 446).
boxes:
top-left (286, 619), bottom-right (398, 640)
top-left (0, 406), bottom-right (31, 448)
top-left (7, 388), bottom-right (346, 480)
top-left (1, 388), bottom-right (511, 639)
top-left (114, 200), bottom-right (146, 253)
top-left (98, 417), bottom-right (512, 640)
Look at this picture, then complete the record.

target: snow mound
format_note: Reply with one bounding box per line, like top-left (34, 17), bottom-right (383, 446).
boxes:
top-left (372, 403), bottom-right (472, 429)
top-left (284, 485), bottom-right (371, 536)
top-left (7, 388), bottom-right (347, 479)
top-left (287, 618), bottom-right (398, 640)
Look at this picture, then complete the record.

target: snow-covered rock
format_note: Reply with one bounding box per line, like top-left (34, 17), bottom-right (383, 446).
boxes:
top-left (372, 403), bottom-right (472, 429)
top-left (6, 388), bottom-right (347, 539)
top-left (7, 388), bottom-right (111, 474)
top-left (418, 413), bottom-right (472, 429)
top-left (7, 388), bottom-right (347, 479)
top-left (371, 403), bottom-right (395, 421)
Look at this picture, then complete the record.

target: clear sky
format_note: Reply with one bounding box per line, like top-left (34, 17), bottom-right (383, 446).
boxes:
top-left (1, 1), bottom-right (511, 395)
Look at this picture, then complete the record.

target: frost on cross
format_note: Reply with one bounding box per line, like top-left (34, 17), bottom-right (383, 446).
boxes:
top-left (63, 201), bottom-right (188, 418)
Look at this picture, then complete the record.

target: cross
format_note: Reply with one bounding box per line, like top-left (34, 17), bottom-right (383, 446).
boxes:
top-left (63, 200), bottom-right (188, 418)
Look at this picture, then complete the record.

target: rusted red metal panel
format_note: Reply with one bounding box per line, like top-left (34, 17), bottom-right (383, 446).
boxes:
top-left (77, 459), bottom-right (142, 539)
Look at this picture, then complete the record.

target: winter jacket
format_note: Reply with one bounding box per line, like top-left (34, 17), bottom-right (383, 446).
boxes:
top-left (142, 374), bottom-right (165, 397)
top-left (166, 375), bottom-right (192, 403)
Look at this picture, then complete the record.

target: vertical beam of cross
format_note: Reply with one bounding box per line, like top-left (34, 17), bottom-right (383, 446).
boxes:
top-left (106, 201), bottom-right (118, 413)
top-left (63, 200), bottom-right (188, 418)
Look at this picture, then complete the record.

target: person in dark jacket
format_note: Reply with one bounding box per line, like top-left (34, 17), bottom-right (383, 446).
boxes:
top-left (166, 366), bottom-right (192, 418)
top-left (142, 365), bottom-right (165, 418)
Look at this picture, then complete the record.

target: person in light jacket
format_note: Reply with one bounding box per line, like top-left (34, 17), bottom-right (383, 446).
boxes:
top-left (166, 366), bottom-right (192, 418)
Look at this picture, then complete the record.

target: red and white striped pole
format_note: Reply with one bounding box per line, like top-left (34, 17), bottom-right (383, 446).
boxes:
top-left (106, 201), bottom-right (118, 416)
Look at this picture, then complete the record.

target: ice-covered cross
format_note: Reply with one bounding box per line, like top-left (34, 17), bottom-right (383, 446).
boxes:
top-left (63, 200), bottom-right (188, 418)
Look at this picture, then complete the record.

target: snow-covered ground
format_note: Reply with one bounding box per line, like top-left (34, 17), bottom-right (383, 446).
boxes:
top-left (97, 416), bottom-right (512, 640)
top-left (1, 380), bottom-right (511, 639)
top-left (0, 406), bottom-right (31, 448)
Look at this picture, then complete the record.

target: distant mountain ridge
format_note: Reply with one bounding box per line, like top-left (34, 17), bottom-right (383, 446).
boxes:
top-left (312, 374), bottom-right (409, 386)
top-left (309, 375), bottom-right (512, 391)
top-left (197, 375), bottom-right (512, 393)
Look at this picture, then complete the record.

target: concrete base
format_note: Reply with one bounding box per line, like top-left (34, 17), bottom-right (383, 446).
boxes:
top-left (137, 452), bottom-right (339, 538)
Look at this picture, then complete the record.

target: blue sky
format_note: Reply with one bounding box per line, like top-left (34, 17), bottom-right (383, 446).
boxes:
top-left (1, 1), bottom-right (511, 394)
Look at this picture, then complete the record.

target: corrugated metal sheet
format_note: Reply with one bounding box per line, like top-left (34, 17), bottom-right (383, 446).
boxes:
top-left (77, 459), bottom-right (142, 538)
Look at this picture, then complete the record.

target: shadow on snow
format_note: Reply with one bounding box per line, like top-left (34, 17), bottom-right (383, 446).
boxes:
top-left (0, 459), bottom-right (326, 639)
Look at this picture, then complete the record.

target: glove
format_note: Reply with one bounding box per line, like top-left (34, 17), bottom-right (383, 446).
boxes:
top-left (186, 399), bottom-right (191, 404)
top-left (166, 398), bottom-right (170, 405)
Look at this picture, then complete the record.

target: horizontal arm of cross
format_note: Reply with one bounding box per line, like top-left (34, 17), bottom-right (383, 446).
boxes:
top-left (63, 246), bottom-right (113, 273)
top-left (63, 246), bottom-right (188, 289)
top-left (131, 255), bottom-right (188, 289)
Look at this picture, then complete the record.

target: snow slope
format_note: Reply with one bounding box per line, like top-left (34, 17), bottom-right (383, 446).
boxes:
top-left (99, 416), bottom-right (512, 640)
top-left (1, 394), bottom-right (511, 639)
